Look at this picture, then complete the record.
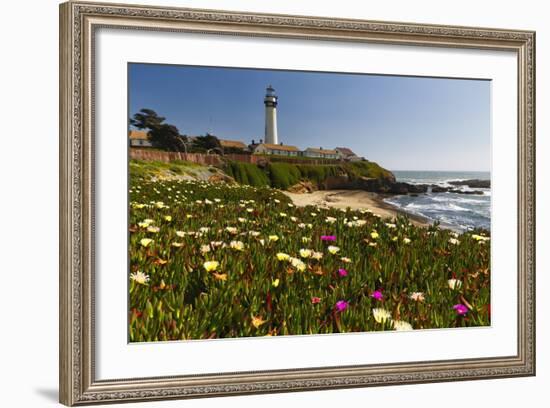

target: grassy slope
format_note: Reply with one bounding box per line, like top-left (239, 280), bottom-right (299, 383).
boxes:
top-left (130, 158), bottom-right (394, 191)
top-left (227, 160), bottom-right (394, 189)
top-left (129, 159), bottom-right (218, 181)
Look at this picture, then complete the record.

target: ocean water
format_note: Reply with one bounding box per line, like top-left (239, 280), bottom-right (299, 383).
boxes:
top-left (384, 171), bottom-right (491, 232)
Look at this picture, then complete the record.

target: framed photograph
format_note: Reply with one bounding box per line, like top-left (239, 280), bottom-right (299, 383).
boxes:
top-left (59, 1), bottom-right (535, 405)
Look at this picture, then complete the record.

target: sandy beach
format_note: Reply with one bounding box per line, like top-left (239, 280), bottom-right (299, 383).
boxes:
top-left (283, 190), bottom-right (430, 227)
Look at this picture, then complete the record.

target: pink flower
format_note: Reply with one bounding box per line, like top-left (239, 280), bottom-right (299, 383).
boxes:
top-left (371, 290), bottom-right (383, 301)
top-left (338, 268), bottom-right (348, 277)
top-left (453, 304), bottom-right (468, 315)
top-left (321, 235), bottom-right (336, 242)
top-left (335, 300), bottom-right (349, 312)
top-left (311, 296), bottom-right (321, 304)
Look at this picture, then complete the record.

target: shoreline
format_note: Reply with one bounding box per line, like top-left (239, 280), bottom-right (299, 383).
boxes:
top-left (282, 189), bottom-right (432, 227)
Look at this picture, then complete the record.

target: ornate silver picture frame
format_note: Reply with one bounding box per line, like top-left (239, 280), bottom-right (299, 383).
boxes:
top-left (59, 1), bottom-right (535, 405)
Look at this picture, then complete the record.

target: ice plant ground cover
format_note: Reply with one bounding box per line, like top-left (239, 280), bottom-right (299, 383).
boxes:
top-left (128, 179), bottom-right (490, 342)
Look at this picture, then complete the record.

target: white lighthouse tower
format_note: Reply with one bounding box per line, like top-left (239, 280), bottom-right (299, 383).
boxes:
top-left (264, 85), bottom-right (278, 145)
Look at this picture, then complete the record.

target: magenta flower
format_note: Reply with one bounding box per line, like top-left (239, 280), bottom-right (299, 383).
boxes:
top-left (335, 300), bottom-right (349, 312)
top-left (338, 268), bottom-right (348, 277)
top-left (311, 296), bottom-right (321, 304)
top-left (453, 304), bottom-right (468, 315)
top-left (321, 235), bottom-right (336, 242)
top-left (371, 290), bottom-right (383, 301)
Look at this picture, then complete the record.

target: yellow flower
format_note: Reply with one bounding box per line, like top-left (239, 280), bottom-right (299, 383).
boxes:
top-left (370, 231), bottom-right (379, 239)
top-left (372, 308), bottom-right (392, 323)
top-left (340, 257), bottom-right (351, 263)
top-left (328, 246), bottom-right (340, 254)
top-left (230, 240), bottom-right (245, 251)
top-left (272, 278), bottom-right (280, 287)
top-left (171, 242), bottom-right (183, 248)
top-left (299, 248), bottom-right (312, 258)
top-left (403, 237), bottom-right (411, 244)
top-left (164, 215), bottom-right (172, 222)
top-left (140, 238), bottom-right (153, 247)
top-left (203, 261), bottom-right (219, 272)
top-left (392, 236), bottom-right (398, 242)
top-left (472, 234), bottom-right (490, 242)
top-left (159, 279), bottom-right (167, 289)
top-left (268, 235), bottom-right (279, 242)
top-left (130, 271), bottom-right (150, 285)
top-left (147, 226), bottom-right (160, 233)
top-left (155, 201), bottom-right (166, 209)
top-left (276, 252), bottom-right (290, 261)
top-left (251, 315), bottom-right (266, 328)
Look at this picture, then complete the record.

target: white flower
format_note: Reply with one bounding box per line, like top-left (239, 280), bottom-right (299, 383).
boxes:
top-left (312, 251), bottom-right (323, 260)
top-left (403, 237), bottom-right (411, 244)
top-left (328, 246), bottom-right (340, 254)
top-left (448, 279), bottom-right (463, 290)
top-left (289, 257), bottom-right (306, 272)
top-left (225, 227), bottom-right (238, 235)
top-left (200, 244), bottom-right (211, 254)
top-left (340, 257), bottom-right (352, 263)
top-left (130, 271), bottom-right (150, 285)
top-left (299, 248), bottom-right (313, 258)
top-left (230, 240), bottom-right (245, 251)
top-left (372, 308), bottom-right (392, 324)
top-left (385, 223), bottom-right (397, 229)
top-left (325, 216), bottom-right (337, 224)
top-left (448, 238), bottom-right (460, 245)
top-left (199, 227), bottom-right (210, 233)
top-left (410, 292), bottom-right (425, 302)
top-left (393, 320), bottom-right (413, 331)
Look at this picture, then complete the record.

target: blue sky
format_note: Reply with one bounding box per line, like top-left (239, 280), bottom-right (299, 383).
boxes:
top-left (129, 63), bottom-right (491, 172)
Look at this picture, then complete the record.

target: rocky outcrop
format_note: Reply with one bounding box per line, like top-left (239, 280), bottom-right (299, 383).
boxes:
top-left (313, 174), bottom-right (486, 196)
top-left (288, 181), bottom-right (317, 194)
top-left (448, 179), bottom-right (490, 188)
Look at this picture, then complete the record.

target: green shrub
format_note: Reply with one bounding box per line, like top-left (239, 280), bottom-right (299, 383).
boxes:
top-left (267, 163), bottom-right (301, 189)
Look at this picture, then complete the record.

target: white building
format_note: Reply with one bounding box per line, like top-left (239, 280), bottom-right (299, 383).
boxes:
top-left (303, 147), bottom-right (339, 159)
top-left (129, 130), bottom-right (153, 147)
top-left (253, 143), bottom-right (299, 156)
top-left (264, 85), bottom-right (278, 145)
